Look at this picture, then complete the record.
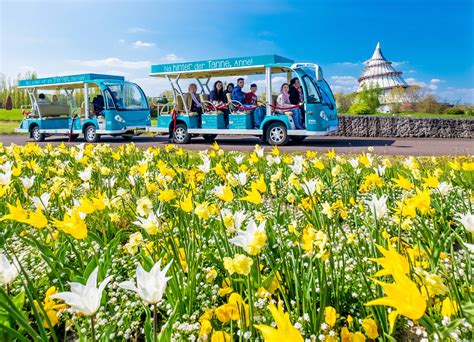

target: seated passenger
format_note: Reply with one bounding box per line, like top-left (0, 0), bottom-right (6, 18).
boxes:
top-left (223, 83), bottom-right (234, 102)
top-left (244, 83), bottom-right (258, 105)
top-left (289, 77), bottom-right (305, 124)
top-left (92, 95), bottom-right (105, 114)
top-left (209, 80), bottom-right (227, 105)
top-left (277, 83), bottom-right (304, 129)
top-left (51, 95), bottom-right (59, 104)
top-left (231, 78), bottom-right (246, 103)
top-left (37, 93), bottom-right (48, 104)
top-left (187, 83), bottom-right (203, 115)
top-left (210, 80), bottom-right (229, 127)
top-left (244, 83), bottom-right (266, 129)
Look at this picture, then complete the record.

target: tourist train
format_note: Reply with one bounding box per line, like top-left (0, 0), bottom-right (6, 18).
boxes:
top-left (16, 55), bottom-right (338, 146)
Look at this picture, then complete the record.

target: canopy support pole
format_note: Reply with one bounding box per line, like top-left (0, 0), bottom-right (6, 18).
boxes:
top-left (265, 66), bottom-right (272, 116)
top-left (84, 83), bottom-right (89, 117)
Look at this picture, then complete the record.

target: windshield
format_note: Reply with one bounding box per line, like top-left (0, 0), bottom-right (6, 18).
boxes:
top-left (298, 67), bottom-right (335, 108)
top-left (317, 79), bottom-right (336, 105)
top-left (105, 82), bottom-right (148, 110)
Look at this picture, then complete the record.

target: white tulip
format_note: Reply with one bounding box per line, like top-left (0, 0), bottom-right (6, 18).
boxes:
top-left (198, 157), bottom-right (211, 174)
top-left (0, 254), bottom-right (19, 285)
top-left (235, 171), bottom-right (247, 186)
top-left (289, 156), bottom-right (304, 175)
top-left (229, 219), bottom-right (266, 253)
top-left (254, 145), bottom-right (264, 158)
top-left (366, 194), bottom-right (388, 220)
top-left (78, 167), bottom-right (92, 182)
top-left (0, 171), bottom-right (12, 186)
top-left (32, 192), bottom-right (51, 211)
top-left (20, 176), bottom-right (36, 189)
top-left (302, 179), bottom-right (317, 197)
top-left (119, 260), bottom-right (172, 305)
top-left (234, 155), bottom-right (244, 165)
top-left (436, 182), bottom-right (452, 196)
top-left (457, 213), bottom-right (474, 233)
top-left (50, 267), bottom-right (111, 316)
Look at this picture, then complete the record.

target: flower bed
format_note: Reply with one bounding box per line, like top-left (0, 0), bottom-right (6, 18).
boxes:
top-left (0, 143), bottom-right (472, 341)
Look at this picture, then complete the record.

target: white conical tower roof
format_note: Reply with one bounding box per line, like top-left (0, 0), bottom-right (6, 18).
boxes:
top-left (357, 42), bottom-right (408, 92)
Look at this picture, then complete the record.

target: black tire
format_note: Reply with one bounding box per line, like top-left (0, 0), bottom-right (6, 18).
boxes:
top-left (31, 125), bottom-right (45, 142)
top-left (266, 122), bottom-right (289, 146)
top-left (121, 134), bottom-right (134, 141)
top-left (290, 135), bottom-right (306, 143)
top-left (172, 123), bottom-right (191, 144)
top-left (202, 134), bottom-right (217, 143)
top-left (84, 125), bottom-right (100, 143)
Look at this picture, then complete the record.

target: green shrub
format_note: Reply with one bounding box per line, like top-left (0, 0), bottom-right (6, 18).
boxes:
top-left (443, 107), bottom-right (465, 115)
top-left (347, 102), bottom-right (371, 115)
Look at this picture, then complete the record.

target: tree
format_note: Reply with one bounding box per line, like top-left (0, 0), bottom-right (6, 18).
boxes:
top-left (334, 92), bottom-right (354, 113)
top-left (358, 84), bottom-right (382, 113)
top-left (416, 95), bottom-right (443, 114)
top-left (5, 95), bottom-right (12, 110)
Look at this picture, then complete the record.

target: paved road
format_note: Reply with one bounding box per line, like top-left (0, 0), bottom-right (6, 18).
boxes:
top-left (0, 134), bottom-right (473, 155)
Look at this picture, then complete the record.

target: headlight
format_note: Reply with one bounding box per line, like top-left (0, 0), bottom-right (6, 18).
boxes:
top-left (319, 111), bottom-right (329, 121)
top-left (114, 115), bottom-right (125, 123)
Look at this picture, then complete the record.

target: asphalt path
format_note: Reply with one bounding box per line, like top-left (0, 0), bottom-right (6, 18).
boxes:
top-left (0, 134), bottom-right (473, 156)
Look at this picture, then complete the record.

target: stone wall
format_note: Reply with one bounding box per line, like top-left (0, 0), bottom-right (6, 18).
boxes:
top-left (337, 115), bottom-right (474, 138)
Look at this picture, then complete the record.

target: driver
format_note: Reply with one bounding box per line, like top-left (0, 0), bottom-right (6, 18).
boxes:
top-left (112, 91), bottom-right (124, 107)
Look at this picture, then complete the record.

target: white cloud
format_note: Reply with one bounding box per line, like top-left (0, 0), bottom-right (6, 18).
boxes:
top-left (132, 40), bottom-right (155, 48)
top-left (330, 84), bottom-right (358, 93)
top-left (405, 77), bottom-right (427, 88)
top-left (428, 84), bottom-right (438, 91)
top-left (331, 75), bottom-right (358, 85)
top-left (335, 62), bottom-right (361, 67)
top-left (132, 77), bottom-right (171, 98)
top-left (76, 58), bottom-right (151, 69)
top-left (159, 54), bottom-right (184, 63)
top-left (128, 27), bottom-right (149, 34)
top-left (392, 61), bottom-right (408, 67)
top-left (430, 78), bottom-right (443, 84)
top-left (253, 76), bottom-right (288, 95)
top-left (436, 87), bottom-right (474, 104)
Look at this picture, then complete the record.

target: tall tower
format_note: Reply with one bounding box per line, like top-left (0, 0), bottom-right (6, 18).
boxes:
top-left (358, 43), bottom-right (408, 111)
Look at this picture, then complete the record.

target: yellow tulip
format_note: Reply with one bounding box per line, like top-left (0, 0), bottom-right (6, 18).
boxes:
top-left (52, 209), bottom-right (87, 239)
top-left (255, 303), bottom-right (303, 342)
top-left (366, 270), bottom-right (426, 333)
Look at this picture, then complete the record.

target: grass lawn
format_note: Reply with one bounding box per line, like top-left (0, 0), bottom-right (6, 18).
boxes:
top-left (0, 108), bottom-right (24, 120)
top-left (0, 121), bottom-right (20, 134)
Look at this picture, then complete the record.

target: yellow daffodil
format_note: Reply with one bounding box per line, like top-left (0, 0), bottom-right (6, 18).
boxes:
top-left (324, 306), bottom-right (337, 327)
top-left (370, 243), bottom-right (410, 277)
top-left (223, 254), bottom-right (253, 276)
top-left (361, 318), bottom-right (379, 339)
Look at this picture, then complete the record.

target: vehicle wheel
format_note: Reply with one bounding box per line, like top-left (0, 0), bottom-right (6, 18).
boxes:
top-left (290, 135), bottom-right (306, 143)
top-left (84, 125), bottom-right (100, 143)
top-left (266, 122), bottom-right (289, 146)
top-left (31, 126), bottom-right (45, 142)
top-left (202, 134), bottom-right (217, 143)
top-left (121, 134), bottom-right (134, 141)
top-left (172, 123), bottom-right (191, 144)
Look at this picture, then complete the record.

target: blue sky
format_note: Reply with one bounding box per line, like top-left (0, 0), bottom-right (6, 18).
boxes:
top-left (1, 0), bottom-right (473, 103)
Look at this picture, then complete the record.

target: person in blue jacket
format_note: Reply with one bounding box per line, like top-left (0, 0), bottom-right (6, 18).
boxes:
top-left (231, 78), bottom-right (246, 103)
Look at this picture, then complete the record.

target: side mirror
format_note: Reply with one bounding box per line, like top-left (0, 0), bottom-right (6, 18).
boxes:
top-left (315, 66), bottom-right (324, 81)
